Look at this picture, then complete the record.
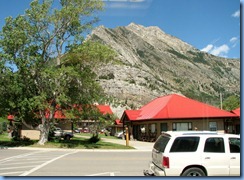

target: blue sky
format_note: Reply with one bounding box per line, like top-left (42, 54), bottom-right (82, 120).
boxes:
top-left (97, 0), bottom-right (241, 59)
top-left (0, 0), bottom-right (241, 59)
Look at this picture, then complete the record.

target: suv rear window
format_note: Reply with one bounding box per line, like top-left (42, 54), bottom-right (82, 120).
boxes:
top-left (153, 134), bottom-right (170, 152)
top-left (170, 136), bottom-right (200, 152)
top-left (229, 138), bottom-right (240, 153)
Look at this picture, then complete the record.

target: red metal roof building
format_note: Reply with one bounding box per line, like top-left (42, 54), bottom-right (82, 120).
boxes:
top-left (8, 104), bottom-right (113, 121)
top-left (121, 94), bottom-right (239, 141)
top-left (96, 105), bottom-right (113, 115)
top-left (122, 94), bottom-right (238, 121)
top-left (7, 104), bottom-right (115, 140)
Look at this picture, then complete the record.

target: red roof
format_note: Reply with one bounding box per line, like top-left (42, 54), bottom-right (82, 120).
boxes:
top-left (124, 94), bottom-right (238, 121)
top-left (231, 108), bottom-right (240, 117)
top-left (96, 105), bottom-right (113, 115)
top-left (7, 115), bottom-right (14, 120)
top-left (45, 104), bottom-right (113, 119)
top-left (8, 104), bottom-right (113, 120)
top-left (115, 119), bottom-right (122, 125)
top-left (45, 109), bottom-right (66, 119)
top-left (124, 110), bottom-right (141, 120)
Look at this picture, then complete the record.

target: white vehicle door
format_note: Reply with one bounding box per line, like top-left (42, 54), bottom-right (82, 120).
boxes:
top-left (228, 137), bottom-right (240, 176)
top-left (202, 137), bottom-right (229, 176)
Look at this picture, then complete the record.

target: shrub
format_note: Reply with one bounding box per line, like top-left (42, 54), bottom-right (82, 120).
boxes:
top-left (89, 135), bottom-right (100, 143)
top-left (2, 122), bottom-right (7, 131)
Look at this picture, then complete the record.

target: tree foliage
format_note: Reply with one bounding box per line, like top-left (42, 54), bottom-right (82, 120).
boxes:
top-left (222, 95), bottom-right (240, 111)
top-left (0, 0), bottom-right (116, 145)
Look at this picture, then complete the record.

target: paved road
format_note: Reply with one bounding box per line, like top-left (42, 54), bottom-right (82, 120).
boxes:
top-left (0, 149), bottom-right (151, 176)
top-left (0, 149), bottom-right (77, 176)
top-left (0, 136), bottom-right (154, 176)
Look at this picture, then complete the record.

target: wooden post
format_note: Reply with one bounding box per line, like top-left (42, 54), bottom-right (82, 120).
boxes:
top-left (125, 127), bottom-right (129, 146)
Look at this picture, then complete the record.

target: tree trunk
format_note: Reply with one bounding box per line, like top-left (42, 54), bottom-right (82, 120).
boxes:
top-left (37, 115), bottom-right (51, 145)
top-left (38, 124), bottom-right (49, 145)
top-left (37, 106), bottom-right (55, 145)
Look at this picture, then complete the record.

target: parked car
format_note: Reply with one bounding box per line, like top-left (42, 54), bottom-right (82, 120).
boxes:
top-left (143, 131), bottom-right (240, 176)
top-left (53, 127), bottom-right (74, 140)
top-left (74, 129), bottom-right (81, 133)
top-left (114, 131), bottom-right (124, 139)
top-left (81, 127), bottom-right (89, 133)
top-left (99, 128), bottom-right (111, 136)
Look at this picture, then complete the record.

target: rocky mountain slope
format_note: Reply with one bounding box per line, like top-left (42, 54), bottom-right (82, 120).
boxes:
top-left (86, 23), bottom-right (240, 117)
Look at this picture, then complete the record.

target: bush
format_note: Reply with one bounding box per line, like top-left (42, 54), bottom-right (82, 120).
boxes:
top-left (88, 135), bottom-right (100, 143)
top-left (2, 122), bottom-right (7, 131)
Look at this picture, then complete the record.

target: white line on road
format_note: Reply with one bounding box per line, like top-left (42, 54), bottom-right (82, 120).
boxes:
top-left (0, 165), bottom-right (36, 170)
top-left (0, 161), bottom-right (47, 166)
top-left (0, 151), bottom-right (46, 164)
top-left (19, 150), bottom-right (78, 176)
top-left (0, 171), bottom-right (24, 176)
top-left (86, 172), bottom-right (120, 176)
top-left (25, 157), bottom-right (53, 160)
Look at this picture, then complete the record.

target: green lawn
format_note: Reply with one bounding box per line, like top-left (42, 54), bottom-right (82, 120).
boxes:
top-left (0, 132), bottom-right (133, 150)
top-left (77, 132), bottom-right (118, 139)
top-left (0, 132), bottom-right (10, 141)
top-left (0, 132), bottom-right (36, 147)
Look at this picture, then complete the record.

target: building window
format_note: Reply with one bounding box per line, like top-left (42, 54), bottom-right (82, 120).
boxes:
top-left (172, 122), bottom-right (192, 131)
top-left (140, 125), bottom-right (146, 134)
top-left (160, 123), bottom-right (168, 132)
top-left (149, 124), bottom-right (156, 133)
top-left (209, 122), bottom-right (217, 131)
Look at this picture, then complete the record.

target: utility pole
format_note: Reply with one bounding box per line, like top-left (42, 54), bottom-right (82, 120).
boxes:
top-left (125, 127), bottom-right (129, 146)
top-left (220, 92), bottom-right (223, 110)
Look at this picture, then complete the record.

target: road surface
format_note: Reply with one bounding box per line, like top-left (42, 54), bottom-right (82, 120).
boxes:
top-left (0, 148), bottom-right (152, 176)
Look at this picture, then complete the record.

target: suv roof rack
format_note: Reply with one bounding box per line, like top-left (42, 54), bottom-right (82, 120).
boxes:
top-left (161, 131), bottom-right (219, 136)
top-left (182, 131), bottom-right (218, 135)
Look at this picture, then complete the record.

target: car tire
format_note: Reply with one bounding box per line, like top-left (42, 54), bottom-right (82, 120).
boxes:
top-left (181, 167), bottom-right (206, 176)
top-left (64, 135), bottom-right (71, 140)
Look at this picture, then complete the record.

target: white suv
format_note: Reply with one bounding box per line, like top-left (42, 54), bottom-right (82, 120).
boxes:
top-left (143, 131), bottom-right (240, 176)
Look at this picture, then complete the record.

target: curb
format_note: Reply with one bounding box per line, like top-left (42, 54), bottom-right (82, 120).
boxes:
top-left (6, 146), bottom-right (151, 152)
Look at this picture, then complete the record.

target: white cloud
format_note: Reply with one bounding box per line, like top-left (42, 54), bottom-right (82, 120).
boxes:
top-left (103, 0), bottom-right (151, 9)
top-left (232, 10), bottom-right (240, 18)
top-left (230, 37), bottom-right (239, 48)
top-left (230, 37), bottom-right (238, 43)
top-left (201, 44), bottom-right (230, 57)
top-left (201, 44), bottom-right (214, 52)
top-left (211, 45), bottom-right (230, 56)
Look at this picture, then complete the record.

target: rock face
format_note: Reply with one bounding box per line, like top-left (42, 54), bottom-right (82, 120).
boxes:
top-left (87, 23), bottom-right (240, 117)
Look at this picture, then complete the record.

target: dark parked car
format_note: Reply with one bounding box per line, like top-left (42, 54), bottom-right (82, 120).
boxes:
top-left (52, 127), bottom-right (74, 140)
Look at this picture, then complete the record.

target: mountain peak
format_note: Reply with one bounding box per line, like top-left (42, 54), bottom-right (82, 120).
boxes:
top-left (86, 24), bottom-right (240, 116)
top-left (127, 22), bottom-right (162, 30)
top-left (126, 22), bottom-right (165, 35)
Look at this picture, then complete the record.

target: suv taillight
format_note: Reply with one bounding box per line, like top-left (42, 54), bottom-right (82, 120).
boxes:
top-left (162, 156), bottom-right (169, 168)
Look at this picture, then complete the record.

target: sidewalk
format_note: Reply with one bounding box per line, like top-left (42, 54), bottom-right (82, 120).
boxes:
top-left (76, 134), bottom-right (154, 151)
top-left (100, 137), bottom-right (154, 151)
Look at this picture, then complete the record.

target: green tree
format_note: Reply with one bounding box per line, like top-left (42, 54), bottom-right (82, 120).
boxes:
top-left (0, 0), bottom-right (116, 145)
top-left (222, 95), bottom-right (240, 111)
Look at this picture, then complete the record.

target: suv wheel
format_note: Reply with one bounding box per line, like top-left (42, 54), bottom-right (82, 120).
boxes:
top-left (64, 135), bottom-right (71, 140)
top-left (181, 167), bottom-right (206, 176)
